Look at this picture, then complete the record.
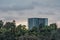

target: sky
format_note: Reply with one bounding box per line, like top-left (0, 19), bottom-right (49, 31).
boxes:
top-left (0, 0), bottom-right (60, 28)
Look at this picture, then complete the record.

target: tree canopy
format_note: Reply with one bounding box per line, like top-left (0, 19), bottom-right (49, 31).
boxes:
top-left (0, 20), bottom-right (59, 40)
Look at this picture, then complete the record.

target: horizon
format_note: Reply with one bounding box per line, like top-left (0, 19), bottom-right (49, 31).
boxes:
top-left (0, 18), bottom-right (58, 28)
top-left (0, 0), bottom-right (60, 28)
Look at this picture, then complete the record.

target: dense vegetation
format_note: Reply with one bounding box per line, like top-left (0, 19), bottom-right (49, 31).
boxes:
top-left (0, 20), bottom-right (60, 40)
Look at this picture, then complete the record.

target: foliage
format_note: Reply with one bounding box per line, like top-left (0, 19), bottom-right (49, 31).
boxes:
top-left (0, 20), bottom-right (3, 28)
top-left (0, 20), bottom-right (59, 40)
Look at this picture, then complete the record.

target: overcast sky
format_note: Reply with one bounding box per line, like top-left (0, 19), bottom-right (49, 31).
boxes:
top-left (0, 0), bottom-right (60, 27)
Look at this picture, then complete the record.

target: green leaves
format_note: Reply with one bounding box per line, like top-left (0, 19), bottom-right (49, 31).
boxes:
top-left (0, 20), bottom-right (3, 28)
top-left (0, 20), bottom-right (58, 40)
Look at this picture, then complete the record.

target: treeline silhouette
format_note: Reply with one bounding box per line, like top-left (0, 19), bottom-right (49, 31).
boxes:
top-left (0, 20), bottom-right (60, 40)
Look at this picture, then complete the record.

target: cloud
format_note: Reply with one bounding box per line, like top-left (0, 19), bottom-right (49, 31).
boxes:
top-left (0, 16), bottom-right (19, 22)
top-left (0, 6), bottom-right (33, 11)
top-left (33, 0), bottom-right (60, 8)
top-left (38, 11), bottom-right (55, 15)
top-left (0, 0), bottom-right (60, 27)
top-left (0, 0), bottom-right (33, 11)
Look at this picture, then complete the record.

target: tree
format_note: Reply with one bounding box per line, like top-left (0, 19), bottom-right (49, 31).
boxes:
top-left (22, 25), bottom-right (26, 30)
top-left (15, 24), bottom-right (27, 37)
top-left (50, 23), bottom-right (57, 30)
top-left (51, 28), bottom-right (60, 40)
top-left (4, 20), bottom-right (16, 30)
top-left (16, 24), bottom-right (22, 31)
top-left (0, 20), bottom-right (3, 28)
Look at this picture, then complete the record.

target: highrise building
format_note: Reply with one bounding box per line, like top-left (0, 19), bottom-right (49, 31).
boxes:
top-left (28, 18), bottom-right (48, 29)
